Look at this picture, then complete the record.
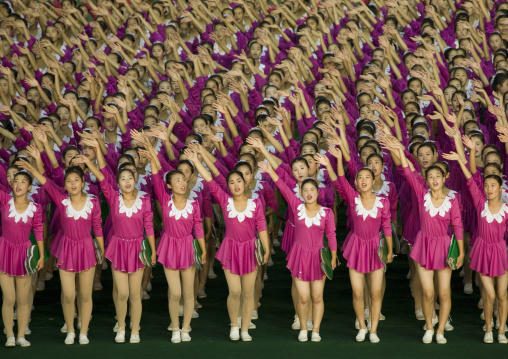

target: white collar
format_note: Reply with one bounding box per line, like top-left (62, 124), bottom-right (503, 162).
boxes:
top-left (355, 195), bottom-right (383, 220)
top-left (62, 195), bottom-right (94, 220)
top-left (168, 197), bottom-right (194, 220)
top-left (423, 190), bottom-right (455, 217)
top-left (227, 197), bottom-right (256, 223)
top-left (191, 178), bottom-right (204, 193)
top-left (297, 203), bottom-right (326, 228)
top-left (118, 191), bottom-right (146, 218)
top-left (8, 198), bottom-right (37, 223)
top-left (293, 184), bottom-right (304, 202)
top-left (481, 201), bottom-right (508, 223)
top-left (373, 181), bottom-right (391, 197)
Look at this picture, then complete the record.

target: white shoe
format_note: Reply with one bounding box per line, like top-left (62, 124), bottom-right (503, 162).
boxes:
top-left (241, 331), bottom-right (252, 341)
top-left (459, 268), bottom-right (465, 277)
top-left (445, 318), bottom-right (454, 331)
top-left (484, 332), bottom-right (494, 343)
top-left (181, 330), bottom-right (191, 342)
top-left (252, 310), bottom-right (258, 320)
top-left (61, 323), bottom-right (68, 333)
top-left (355, 318), bottom-right (360, 330)
top-left (415, 309), bottom-right (425, 321)
top-left (230, 326), bottom-right (240, 341)
top-left (25, 326), bottom-right (31, 335)
top-left (364, 308), bottom-right (370, 319)
top-left (267, 258), bottom-right (273, 266)
top-left (498, 334), bottom-right (508, 344)
top-left (464, 283), bottom-right (473, 295)
top-left (305, 320), bottom-right (313, 331)
top-left (263, 273), bottom-right (268, 280)
top-left (36, 281), bottom-right (45, 291)
top-left (130, 333), bottom-right (140, 344)
top-left (79, 334), bottom-right (89, 345)
top-left (171, 330), bottom-right (181, 343)
top-left (142, 291), bottom-right (150, 300)
top-left (208, 271), bottom-right (217, 280)
top-left (311, 332), bottom-right (321, 342)
top-left (115, 331), bottom-right (125, 343)
top-left (277, 228), bottom-right (283, 237)
top-left (292, 316), bottom-right (301, 330)
top-left (379, 313), bottom-right (385, 320)
top-left (45, 272), bottom-right (53, 281)
top-left (273, 237), bottom-right (281, 246)
top-left (298, 330), bottom-right (308, 342)
top-left (483, 320), bottom-right (494, 332)
top-left (16, 337), bottom-right (30, 347)
top-left (436, 333), bottom-right (447, 344)
top-left (422, 330), bottom-right (434, 344)
top-left (356, 328), bottom-right (368, 342)
top-left (192, 310), bottom-right (199, 318)
top-left (179, 305), bottom-right (184, 317)
top-left (64, 332), bottom-right (75, 345)
top-left (113, 322), bottom-right (119, 332)
top-left (195, 301), bottom-right (202, 309)
top-left (478, 298), bottom-right (484, 309)
top-left (197, 289), bottom-right (207, 299)
top-left (481, 311), bottom-right (485, 320)
top-left (369, 333), bottom-right (380, 343)
top-left (423, 315), bottom-right (439, 330)
top-left (146, 282), bottom-right (152, 292)
top-left (5, 337), bottom-right (15, 347)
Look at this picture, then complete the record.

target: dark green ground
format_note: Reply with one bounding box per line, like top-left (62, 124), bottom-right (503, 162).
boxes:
top-left (1, 218), bottom-right (506, 359)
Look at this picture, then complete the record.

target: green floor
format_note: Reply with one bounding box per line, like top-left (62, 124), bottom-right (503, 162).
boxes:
top-left (2, 233), bottom-right (507, 358)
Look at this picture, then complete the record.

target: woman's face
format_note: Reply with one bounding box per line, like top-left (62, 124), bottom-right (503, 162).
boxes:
top-left (118, 170), bottom-right (136, 193)
top-left (169, 173), bottom-right (187, 195)
top-left (355, 169), bottom-right (374, 192)
top-left (268, 75), bottom-right (282, 89)
top-left (27, 88), bottom-right (40, 105)
top-left (292, 161), bottom-right (309, 182)
top-left (152, 45), bottom-right (164, 59)
top-left (159, 81), bottom-right (171, 94)
top-left (360, 147), bottom-right (375, 165)
top-left (46, 26), bottom-right (58, 41)
top-left (426, 168), bottom-right (445, 191)
top-left (0, 78), bottom-right (8, 94)
top-left (484, 177), bottom-right (502, 201)
top-left (307, 18), bottom-right (318, 31)
top-left (455, 69), bottom-right (468, 87)
top-left (489, 35), bottom-right (503, 52)
top-left (177, 164), bottom-right (193, 182)
top-left (85, 119), bottom-right (100, 132)
top-left (367, 156), bottom-right (383, 177)
top-left (444, 87), bottom-right (455, 105)
top-left (412, 126), bottom-right (429, 139)
top-left (64, 149), bottom-right (79, 168)
top-left (472, 136), bottom-right (485, 155)
top-left (249, 43), bottom-right (262, 59)
top-left (485, 152), bottom-right (501, 166)
top-left (228, 173), bottom-right (245, 196)
top-left (82, 145), bottom-right (97, 161)
top-left (237, 165), bottom-right (252, 187)
top-left (57, 107), bottom-right (71, 125)
top-left (7, 167), bottom-right (19, 188)
top-left (65, 173), bottom-right (85, 196)
top-left (317, 103), bottom-right (330, 117)
top-left (301, 182), bottom-right (318, 203)
top-left (417, 147), bottom-right (434, 169)
top-left (192, 118), bottom-right (208, 134)
top-left (240, 145), bottom-right (256, 157)
top-left (359, 106), bottom-right (373, 119)
top-left (402, 92), bottom-right (416, 105)
top-left (408, 80), bottom-right (422, 96)
top-left (302, 133), bottom-right (318, 145)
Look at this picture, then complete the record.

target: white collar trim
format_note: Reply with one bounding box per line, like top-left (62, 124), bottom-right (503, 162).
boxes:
top-left (8, 198), bottom-right (36, 223)
top-left (118, 191), bottom-right (146, 218)
top-left (355, 195), bottom-right (383, 220)
top-left (227, 197), bottom-right (256, 223)
top-left (297, 203), bottom-right (326, 228)
top-left (423, 191), bottom-right (454, 217)
top-left (481, 202), bottom-right (508, 223)
top-left (62, 195), bottom-right (94, 220)
top-left (168, 197), bottom-right (194, 219)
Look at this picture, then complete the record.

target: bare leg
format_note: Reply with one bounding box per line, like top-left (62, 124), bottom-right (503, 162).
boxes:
top-left (224, 270), bottom-right (242, 328)
top-left (481, 274), bottom-right (496, 333)
top-left (77, 267), bottom-right (95, 335)
top-left (181, 266), bottom-right (197, 330)
top-left (435, 268), bottom-right (453, 335)
top-left (310, 277), bottom-right (326, 333)
top-left (240, 269), bottom-right (258, 333)
top-left (112, 270), bottom-right (129, 332)
top-left (128, 269), bottom-right (144, 333)
top-left (59, 270), bottom-right (77, 333)
top-left (349, 268), bottom-right (367, 330)
top-left (416, 263), bottom-right (435, 331)
top-left (164, 268), bottom-right (182, 329)
top-left (294, 278), bottom-right (311, 331)
top-left (0, 273), bottom-right (16, 338)
top-left (15, 275), bottom-right (32, 339)
top-left (368, 268), bottom-right (384, 334)
top-left (496, 271), bottom-right (508, 335)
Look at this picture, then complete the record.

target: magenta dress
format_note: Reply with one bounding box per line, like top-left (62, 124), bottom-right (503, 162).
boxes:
top-left (99, 179), bottom-right (154, 273)
top-left (0, 193), bottom-right (44, 276)
top-left (42, 179), bottom-right (103, 273)
top-left (275, 179), bottom-right (337, 281)
top-left (152, 174), bottom-right (204, 270)
top-left (208, 181), bottom-right (267, 276)
top-left (466, 178), bottom-right (508, 277)
top-left (333, 176), bottom-right (392, 273)
top-left (401, 167), bottom-right (464, 270)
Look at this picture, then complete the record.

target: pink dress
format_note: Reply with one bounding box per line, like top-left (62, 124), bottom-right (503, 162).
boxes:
top-left (402, 167), bottom-right (464, 270)
top-left (333, 176), bottom-right (392, 273)
top-left (152, 174), bottom-right (204, 270)
top-left (100, 179), bottom-right (154, 273)
top-left (0, 193), bottom-right (43, 276)
top-left (466, 178), bottom-right (508, 277)
top-left (208, 181), bottom-right (267, 276)
top-left (42, 179), bottom-right (103, 273)
top-left (275, 179), bottom-right (337, 281)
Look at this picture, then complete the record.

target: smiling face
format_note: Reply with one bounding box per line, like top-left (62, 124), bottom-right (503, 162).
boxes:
top-left (65, 172), bottom-right (85, 195)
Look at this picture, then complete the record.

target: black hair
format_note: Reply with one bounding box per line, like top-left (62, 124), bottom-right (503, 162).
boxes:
top-left (366, 153), bottom-right (384, 165)
top-left (14, 170), bottom-right (33, 185)
top-left (165, 169), bottom-right (185, 185)
top-left (64, 165), bottom-right (85, 182)
top-left (417, 142), bottom-right (436, 155)
top-left (484, 174), bottom-right (503, 187)
top-left (355, 167), bottom-right (375, 180)
top-left (483, 162), bottom-right (502, 174)
top-left (234, 161), bottom-right (253, 174)
top-left (291, 156), bottom-right (309, 169)
top-left (116, 168), bottom-right (136, 183)
top-left (239, 152), bottom-right (257, 165)
top-left (301, 177), bottom-right (319, 192)
top-left (176, 160), bottom-right (195, 174)
top-left (63, 145), bottom-right (80, 159)
top-left (434, 161), bottom-right (450, 174)
top-left (226, 170), bottom-right (245, 184)
top-left (301, 142), bottom-right (319, 153)
top-left (425, 165), bottom-right (445, 179)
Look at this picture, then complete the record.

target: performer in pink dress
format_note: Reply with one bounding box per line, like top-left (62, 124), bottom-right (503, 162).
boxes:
top-left (187, 148), bottom-right (269, 342)
top-left (444, 151), bottom-right (508, 344)
top-left (258, 159), bottom-right (336, 343)
top-left (18, 161), bottom-right (104, 346)
top-left (382, 137), bottom-right (464, 345)
top-left (75, 137), bottom-right (156, 345)
top-left (326, 147), bottom-right (393, 343)
top-left (146, 150), bottom-right (206, 344)
top-left (0, 170), bottom-right (43, 348)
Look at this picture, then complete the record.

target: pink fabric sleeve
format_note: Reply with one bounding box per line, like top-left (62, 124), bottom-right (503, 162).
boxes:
top-left (152, 172), bottom-right (170, 205)
top-left (325, 210), bottom-right (337, 251)
top-left (192, 202), bottom-right (204, 239)
top-left (91, 198), bottom-right (104, 238)
top-left (208, 180), bottom-right (230, 208)
top-left (143, 197), bottom-right (155, 237)
top-left (401, 166), bottom-right (426, 201)
top-left (274, 178), bottom-right (302, 214)
top-left (33, 204), bottom-right (44, 242)
top-left (388, 183), bottom-right (398, 222)
top-left (450, 198), bottom-right (464, 241)
top-left (254, 199), bottom-right (267, 233)
top-left (99, 178), bottom-right (118, 206)
top-left (381, 198), bottom-right (393, 238)
top-left (466, 177), bottom-right (486, 213)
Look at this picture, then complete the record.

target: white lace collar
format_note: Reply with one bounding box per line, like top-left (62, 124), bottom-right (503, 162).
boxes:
top-left (62, 195), bottom-right (94, 220)
top-left (118, 191), bottom-right (146, 218)
top-left (168, 197), bottom-right (194, 220)
top-left (355, 195), bottom-right (383, 220)
top-left (481, 201), bottom-right (508, 223)
top-left (8, 198), bottom-right (37, 223)
top-left (373, 181), bottom-right (391, 197)
top-left (191, 178), bottom-right (204, 193)
top-left (297, 203), bottom-right (326, 228)
top-left (227, 197), bottom-right (256, 223)
top-left (423, 191), bottom-right (454, 217)
top-left (293, 184), bottom-right (304, 202)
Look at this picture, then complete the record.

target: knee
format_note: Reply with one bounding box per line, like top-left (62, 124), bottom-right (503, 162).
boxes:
top-left (438, 290), bottom-right (450, 303)
top-left (352, 289), bottom-right (363, 302)
top-left (311, 293), bottom-right (322, 305)
top-left (422, 289), bottom-right (434, 302)
top-left (370, 289), bottom-right (382, 303)
top-left (299, 294), bottom-right (310, 306)
top-left (2, 293), bottom-right (15, 307)
top-left (62, 291), bottom-right (75, 304)
top-left (169, 289), bottom-right (182, 302)
top-left (117, 288), bottom-right (129, 303)
top-left (496, 290), bottom-right (507, 302)
top-left (228, 288), bottom-right (241, 300)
